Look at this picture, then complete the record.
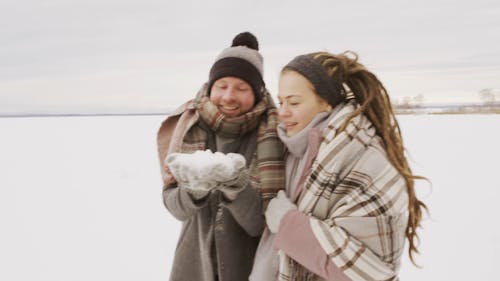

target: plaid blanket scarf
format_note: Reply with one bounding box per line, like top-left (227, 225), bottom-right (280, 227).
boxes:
top-left (279, 102), bottom-right (409, 281)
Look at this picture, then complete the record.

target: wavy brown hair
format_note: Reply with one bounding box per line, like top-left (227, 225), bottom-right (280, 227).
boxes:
top-left (307, 51), bottom-right (428, 265)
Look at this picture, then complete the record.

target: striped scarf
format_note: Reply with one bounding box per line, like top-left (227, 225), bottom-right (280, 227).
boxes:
top-left (279, 102), bottom-right (408, 281)
top-left (163, 85), bottom-right (285, 199)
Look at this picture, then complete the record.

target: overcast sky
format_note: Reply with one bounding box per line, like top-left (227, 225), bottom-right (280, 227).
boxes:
top-left (1, 0), bottom-right (499, 115)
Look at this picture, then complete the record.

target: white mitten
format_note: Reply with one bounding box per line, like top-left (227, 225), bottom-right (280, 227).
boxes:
top-left (226, 153), bottom-right (246, 171)
top-left (165, 150), bottom-right (248, 201)
top-left (265, 191), bottom-right (297, 233)
top-left (214, 153), bottom-right (248, 201)
top-left (219, 169), bottom-right (249, 201)
top-left (177, 181), bottom-right (211, 200)
top-left (165, 151), bottom-right (218, 199)
top-left (209, 152), bottom-right (245, 182)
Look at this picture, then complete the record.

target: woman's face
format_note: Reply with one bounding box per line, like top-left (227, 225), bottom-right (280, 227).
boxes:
top-left (278, 70), bottom-right (331, 137)
top-left (210, 77), bottom-right (255, 117)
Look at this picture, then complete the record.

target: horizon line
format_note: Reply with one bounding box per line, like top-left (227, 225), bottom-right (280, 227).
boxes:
top-left (2, 101), bottom-right (500, 118)
top-left (0, 112), bottom-right (170, 118)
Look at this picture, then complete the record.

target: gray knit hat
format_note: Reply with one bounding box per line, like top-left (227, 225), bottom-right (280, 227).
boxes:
top-left (208, 32), bottom-right (265, 104)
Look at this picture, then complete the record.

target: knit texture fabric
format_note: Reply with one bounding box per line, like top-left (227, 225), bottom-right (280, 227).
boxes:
top-left (284, 54), bottom-right (346, 108)
top-left (208, 32), bottom-right (265, 103)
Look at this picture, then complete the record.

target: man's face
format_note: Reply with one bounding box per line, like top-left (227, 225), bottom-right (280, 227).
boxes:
top-left (210, 77), bottom-right (255, 117)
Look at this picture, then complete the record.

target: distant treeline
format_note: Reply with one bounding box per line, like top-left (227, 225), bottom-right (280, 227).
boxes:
top-left (393, 102), bottom-right (500, 114)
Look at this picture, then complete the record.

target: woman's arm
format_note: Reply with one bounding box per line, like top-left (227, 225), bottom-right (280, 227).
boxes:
top-left (274, 209), bottom-right (352, 281)
top-left (275, 205), bottom-right (406, 281)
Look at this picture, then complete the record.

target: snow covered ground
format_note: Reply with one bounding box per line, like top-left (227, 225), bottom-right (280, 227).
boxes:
top-left (1, 114), bottom-right (499, 280)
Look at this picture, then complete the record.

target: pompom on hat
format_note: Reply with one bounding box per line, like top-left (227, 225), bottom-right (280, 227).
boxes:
top-left (208, 32), bottom-right (265, 104)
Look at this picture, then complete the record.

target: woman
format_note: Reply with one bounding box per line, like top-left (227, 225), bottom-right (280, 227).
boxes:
top-left (250, 51), bottom-right (427, 281)
top-left (156, 32), bottom-right (285, 281)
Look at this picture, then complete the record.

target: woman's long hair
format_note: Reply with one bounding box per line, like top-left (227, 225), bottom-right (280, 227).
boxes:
top-left (309, 51), bottom-right (428, 265)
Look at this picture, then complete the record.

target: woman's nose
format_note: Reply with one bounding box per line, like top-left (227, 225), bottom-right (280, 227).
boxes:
top-left (278, 104), bottom-right (290, 118)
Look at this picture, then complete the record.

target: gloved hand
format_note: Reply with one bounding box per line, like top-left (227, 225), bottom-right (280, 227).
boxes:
top-left (165, 150), bottom-right (218, 200)
top-left (265, 190), bottom-right (297, 233)
top-left (177, 181), bottom-right (211, 200)
top-left (215, 152), bottom-right (248, 201)
top-left (210, 152), bottom-right (246, 182)
top-left (219, 168), bottom-right (249, 201)
top-left (165, 150), bottom-right (248, 201)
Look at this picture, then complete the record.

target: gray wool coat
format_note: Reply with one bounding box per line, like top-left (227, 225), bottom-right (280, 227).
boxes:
top-left (163, 184), bottom-right (264, 281)
top-left (159, 111), bottom-right (265, 281)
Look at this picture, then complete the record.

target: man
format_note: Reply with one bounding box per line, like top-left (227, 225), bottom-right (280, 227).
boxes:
top-left (156, 32), bottom-right (285, 281)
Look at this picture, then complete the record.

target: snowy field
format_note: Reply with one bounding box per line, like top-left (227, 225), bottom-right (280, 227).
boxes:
top-left (1, 114), bottom-right (499, 281)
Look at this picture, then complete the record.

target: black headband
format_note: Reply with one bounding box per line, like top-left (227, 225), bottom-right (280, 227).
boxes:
top-left (284, 55), bottom-right (346, 107)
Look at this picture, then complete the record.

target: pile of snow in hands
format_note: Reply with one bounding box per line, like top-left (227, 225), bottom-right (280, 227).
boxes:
top-left (165, 149), bottom-right (246, 191)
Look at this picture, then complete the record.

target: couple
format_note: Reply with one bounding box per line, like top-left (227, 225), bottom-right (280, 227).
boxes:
top-left (157, 32), bottom-right (426, 281)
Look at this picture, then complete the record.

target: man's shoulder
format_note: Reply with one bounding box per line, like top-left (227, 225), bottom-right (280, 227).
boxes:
top-left (169, 99), bottom-right (196, 117)
top-left (159, 100), bottom-right (195, 126)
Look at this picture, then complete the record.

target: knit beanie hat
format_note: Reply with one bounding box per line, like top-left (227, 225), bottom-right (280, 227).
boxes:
top-left (284, 54), bottom-right (346, 108)
top-left (208, 32), bottom-right (265, 104)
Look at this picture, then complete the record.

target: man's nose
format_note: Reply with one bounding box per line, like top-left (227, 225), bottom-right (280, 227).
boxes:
top-left (221, 88), bottom-right (236, 102)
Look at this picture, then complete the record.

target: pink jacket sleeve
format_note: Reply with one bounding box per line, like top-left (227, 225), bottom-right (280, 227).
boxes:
top-left (274, 209), bottom-right (352, 281)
